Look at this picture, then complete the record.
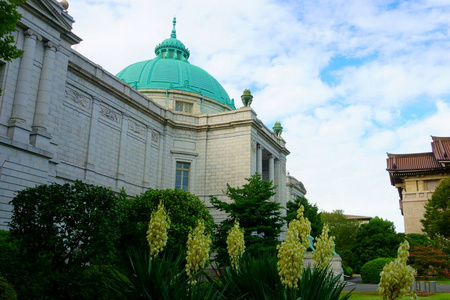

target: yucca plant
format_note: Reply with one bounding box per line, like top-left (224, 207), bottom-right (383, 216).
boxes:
top-left (214, 253), bottom-right (352, 300)
top-left (213, 252), bottom-right (282, 300)
top-left (297, 265), bottom-right (351, 300)
top-left (107, 249), bottom-right (221, 300)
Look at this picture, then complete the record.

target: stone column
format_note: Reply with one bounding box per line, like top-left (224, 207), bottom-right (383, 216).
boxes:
top-left (8, 29), bottom-right (41, 143)
top-left (257, 145), bottom-right (263, 174)
top-left (274, 158), bottom-right (280, 203)
top-left (269, 154), bottom-right (275, 182)
top-left (30, 42), bottom-right (57, 151)
top-left (269, 154), bottom-right (275, 200)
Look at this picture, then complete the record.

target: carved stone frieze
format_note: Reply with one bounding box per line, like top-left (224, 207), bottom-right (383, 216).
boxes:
top-left (99, 105), bottom-right (120, 124)
top-left (128, 120), bottom-right (146, 136)
top-left (65, 88), bottom-right (91, 109)
top-left (151, 131), bottom-right (160, 143)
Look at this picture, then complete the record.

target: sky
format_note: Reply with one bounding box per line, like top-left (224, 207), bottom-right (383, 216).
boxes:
top-left (67, 0), bottom-right (450, 233)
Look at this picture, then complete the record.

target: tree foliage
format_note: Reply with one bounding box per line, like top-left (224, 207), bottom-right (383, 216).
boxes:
top-left (421, 178), bottom-right (450, 239)
top-left (0, 0), bottom-right (25, 61)
top-left (119, 189), bottom-right (214, 256)
top-left (0, 0), bottom-right (25, 96)
top-left (321, 209), bottom-right (361, 268)
top-left (286, 196), bottom-right (323, 238)
top-left (211, 173), bottom-right (284, 259)
top-left (404, 233), bottom-right (430, 247)
top-left (351, 217), bottom-right (403, 273)
top-left (8, 181), bottom-right (122, 299)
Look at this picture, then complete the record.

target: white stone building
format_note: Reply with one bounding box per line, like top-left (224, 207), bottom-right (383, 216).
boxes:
top-left (0, 0), bottom-right (293, 229)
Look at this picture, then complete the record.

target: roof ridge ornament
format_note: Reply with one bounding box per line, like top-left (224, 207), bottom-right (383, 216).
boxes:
top-left (171, 17), bottom-right (177, 38)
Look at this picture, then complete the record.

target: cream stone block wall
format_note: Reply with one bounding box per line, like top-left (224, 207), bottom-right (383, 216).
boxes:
top-left (397, 174), bottom-right (445, 234)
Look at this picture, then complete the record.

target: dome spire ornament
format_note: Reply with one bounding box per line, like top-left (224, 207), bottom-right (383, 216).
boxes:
top-left (241, 89), bottom-right (253, 107)
top-left (171, 17), bottom-right (177, 38)
top-left (273, 122), bottom-right (283, 137)
top-left (154, 18), bottom-right (190, 61)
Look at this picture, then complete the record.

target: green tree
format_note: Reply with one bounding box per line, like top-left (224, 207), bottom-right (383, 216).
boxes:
top-left (351, 217), bottom-right (403, 273)
top-left (321, 210), bottom-right (361, 268)
top-left (0, 0), bottom-right (25, 95)
top-left (9, 181), bottom-right (122, 300)
top-left (421, 178), bottom-right (450, 239)
top-left (211, 173), bottom-right (284, 260)
top-left (286, 196), bottom-right (323, 238)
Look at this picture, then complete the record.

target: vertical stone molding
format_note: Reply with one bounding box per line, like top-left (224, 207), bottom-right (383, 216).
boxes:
top-left (116, 113), bottom-right (129, 185)
top-left (8, 29), bottom-right (42, 143)
top-left (142, 126), bottom-right (153, 189)
top-left (30, 42), bottom-right (58, 151)
top-left (85, 98), bottom-right (101, 174)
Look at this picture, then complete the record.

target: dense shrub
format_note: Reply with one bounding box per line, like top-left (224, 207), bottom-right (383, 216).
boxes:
top-left (9, 181), bottom-right (122, 300)
top-left (0, 274), bottom-right (16, 300)
top-left (0, 231), bottom-right (19, 284)
top-left (360, 257), bottom-right (395, 284)
top-left (118, 189), bottom-right (214, 256)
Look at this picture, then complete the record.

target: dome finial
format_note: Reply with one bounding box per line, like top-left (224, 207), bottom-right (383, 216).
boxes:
top-left (171, 17), bottom-right (177, 38)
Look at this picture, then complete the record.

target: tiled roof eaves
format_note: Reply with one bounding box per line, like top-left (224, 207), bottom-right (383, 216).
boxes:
top-left (431, 137), bottom-right (450, 161)
top-left (386, 152), bottom-right (441, 171)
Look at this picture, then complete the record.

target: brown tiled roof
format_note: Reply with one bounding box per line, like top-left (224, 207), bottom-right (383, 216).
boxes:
top-left (431, 136), bottom-right (450, 161)
top-left (386, 152), bottom-right (441, 171)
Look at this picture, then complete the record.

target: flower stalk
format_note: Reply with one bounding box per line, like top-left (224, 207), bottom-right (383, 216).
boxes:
top-left (146, 201), bottom-right (170, 259)
top-left (277, 205), bottom-right (311, 290)
top-left (313, 223), bottom-right (335, 270)
top-left (185, 219), bottom-right (212, 285)
top-left (227, 220), bottom-right (245, 270)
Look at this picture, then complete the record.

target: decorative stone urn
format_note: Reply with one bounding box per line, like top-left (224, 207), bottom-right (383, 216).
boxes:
top-left (241, 89), bottom-right (253, 107)
top-left (273, 121), bottom-right (283, 137)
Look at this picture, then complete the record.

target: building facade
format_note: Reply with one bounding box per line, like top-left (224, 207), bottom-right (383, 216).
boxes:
top-left (0, 0), bottom-right (292, 229)
top-left (386, 136), bottom-right (450, 234)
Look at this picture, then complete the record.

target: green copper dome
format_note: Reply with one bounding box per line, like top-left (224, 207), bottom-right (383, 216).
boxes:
top-left (116, 18), bottom-right (235, 110)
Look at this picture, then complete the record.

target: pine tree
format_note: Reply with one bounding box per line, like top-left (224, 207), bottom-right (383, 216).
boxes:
top-left (211, 173), bottom-right (284, 260)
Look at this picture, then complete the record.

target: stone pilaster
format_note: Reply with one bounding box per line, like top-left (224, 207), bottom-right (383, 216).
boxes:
top-left (8, 29), bottom-right (42, 143)
top-left (85, 98), bottom-right (100, 175)
top-left (30, 42), bottom-right (58, 151)
top-left (116, 113), bottom-right (129, 187)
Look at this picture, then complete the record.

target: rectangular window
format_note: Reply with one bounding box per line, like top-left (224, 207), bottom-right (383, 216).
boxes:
top-left (175, 101), bottom-right (193, 113)
top-left (175, 162), bottom-right (190, 191)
